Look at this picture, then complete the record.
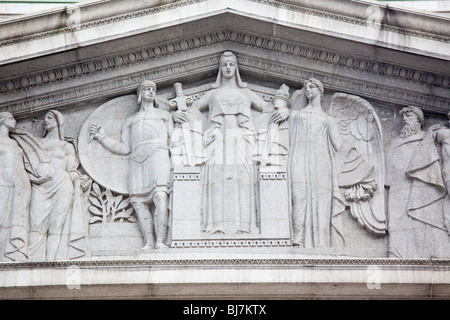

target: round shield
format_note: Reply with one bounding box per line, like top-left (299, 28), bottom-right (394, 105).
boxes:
top-left (78, 95), bottom-right (139, 194)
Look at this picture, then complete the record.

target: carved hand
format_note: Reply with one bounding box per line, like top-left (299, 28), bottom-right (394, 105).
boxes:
top-left (90, 123), bottom-right (105, 141)
top-left (173, 110), bottom-right (190, 124)
top-left (80, 175), bottom-right (92, 192)
top-left (270, 107), bottom-right (289, 123)
top-left (28, 174), bottom-right (52, 185)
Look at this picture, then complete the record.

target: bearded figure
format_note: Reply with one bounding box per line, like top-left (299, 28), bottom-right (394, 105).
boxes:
top-left (385, 106), bottom-right (450, 259)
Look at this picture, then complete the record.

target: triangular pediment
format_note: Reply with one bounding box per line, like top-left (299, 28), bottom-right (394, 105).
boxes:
top-left (1, 1), bottom-right (450, 300)
top-left (0, 0), bottom-right (448, 119)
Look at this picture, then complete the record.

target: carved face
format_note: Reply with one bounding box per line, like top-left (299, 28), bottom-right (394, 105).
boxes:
top-left (305, 81), bottom-right (320, 100)
top-left (221, 59), bottom-right (237, 79)
top-left (400, 109), bottom-right (421, 138)
top-left (44, 112), bottom-right (58, 131)
top-left (2, 113), bottom-right (16, 131)
top-left (141, 85), bottom-right (156, 103)
top-left (401, 109), bottom-right (419, 125)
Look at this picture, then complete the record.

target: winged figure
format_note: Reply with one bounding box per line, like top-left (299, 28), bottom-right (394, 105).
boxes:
top-left (288, 78), bottom-right (386, 248)
top-left (328, 92), bottom-right (386, 236)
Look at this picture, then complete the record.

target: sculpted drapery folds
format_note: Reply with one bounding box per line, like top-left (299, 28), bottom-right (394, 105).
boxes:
top-left (434, 112), bottom-right (450, 198)
top-left (4, 51), bottom-right (450, 261)
top-left (385, 106), bottom-right (450, 259)
top-left (435, 113), bottom-right (450, 234)
top-left (288, 78), bottom-right (386, 248)
top-left (173, 51), bottom-right (289, 235)
top-left (90, 80), bottom-right (173, 250)
top-left (0, 112), bottom-right (31, 262)
top-left (12, 110), bottom-right (91, 261)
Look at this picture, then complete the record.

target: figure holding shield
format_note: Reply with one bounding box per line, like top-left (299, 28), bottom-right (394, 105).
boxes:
top-left (90, 80), bottom-right (174, 249)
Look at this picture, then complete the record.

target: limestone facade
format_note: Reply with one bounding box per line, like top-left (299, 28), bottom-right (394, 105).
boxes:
top-left (0, 0), bottom-right (449, 299)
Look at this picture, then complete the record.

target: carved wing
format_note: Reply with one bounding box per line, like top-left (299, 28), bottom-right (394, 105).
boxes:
top-left (328, 93), bottom-right (386, 235)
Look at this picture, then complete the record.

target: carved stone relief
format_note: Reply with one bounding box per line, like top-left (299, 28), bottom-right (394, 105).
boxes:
top-left (89, 80), bottom-right (172, 250)
top-left (288, 78), bottom-right (386, 249)
top-left (10, 110), bottom-right (91, 261)
top-left (385, 107), bottom-right (450, 259)
top-left (0, 112), bottom-right (30, 262)
top-left (0, 51), bottom-right (449, 261)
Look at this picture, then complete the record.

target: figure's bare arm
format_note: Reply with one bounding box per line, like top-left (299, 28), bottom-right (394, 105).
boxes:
top-left (249, 89), bottom-right (289, 123)
top-left (90, 121), bottom-right (131, 156)
top-left (173, 91), bottom-right (211, 124)
top-left (195, 91), bottom-right (211, 113)
top-left (247, 89), bottom-right (270, 113)
top-left (27, 173), bottom-right (52, 185)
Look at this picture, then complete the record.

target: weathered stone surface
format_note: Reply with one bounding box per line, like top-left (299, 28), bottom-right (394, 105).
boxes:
top-left (0, 0), bottom-right (449, 299)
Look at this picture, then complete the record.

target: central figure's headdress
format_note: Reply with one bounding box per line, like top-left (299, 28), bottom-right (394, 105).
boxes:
top-left (212, 51), bottom-right (247, 89)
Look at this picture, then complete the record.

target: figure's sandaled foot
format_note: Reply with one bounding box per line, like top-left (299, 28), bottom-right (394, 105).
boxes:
top-left (142, 243), bottom-right (155, 251)
top-left (155, 241), bottom-right (169, 249)
top-left (292, 240), bottom-right (304, 247)
top-left (292, 230), bottom-right (304, 247)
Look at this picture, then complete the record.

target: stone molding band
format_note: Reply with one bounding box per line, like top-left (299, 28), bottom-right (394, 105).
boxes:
top-left (1, 28), bottom-right (448, 95)
top-left (1, 45), bottom-right (448, 118)
top-left (0, 257), bottom-right (449, 269)
top-left (0, 0), bottom-right (447, 49)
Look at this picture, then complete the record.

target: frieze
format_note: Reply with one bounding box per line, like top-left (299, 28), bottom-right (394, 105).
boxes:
top-left (1, 50), bottom-right (449, 263)
top-left (0, 2), bottom-right (450, 300)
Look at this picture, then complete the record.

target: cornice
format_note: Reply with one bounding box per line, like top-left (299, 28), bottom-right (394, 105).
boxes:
top-left (238, 53), bottom-right (449, 112)
top-left (1, 0), bottom-right (448, 49)
top-left (252, 0), bottom-right (450, 44)
top-left (2, 28), bottom-right (448, 95)
top-left (0, 0), bottom-right (207, 47)
top-left (0, 54), bottom-right (221, 118)
top-left (0, 28), bottom-right (448, 118)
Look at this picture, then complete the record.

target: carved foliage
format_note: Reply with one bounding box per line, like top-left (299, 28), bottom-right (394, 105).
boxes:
top-left (88, 182), bottom-right (136, 224)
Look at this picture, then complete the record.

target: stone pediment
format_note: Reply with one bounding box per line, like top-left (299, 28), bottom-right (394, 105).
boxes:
top-left (0, 0), bottom-right (450, 300)
top-left (0, 0), bottom-right (449, 119)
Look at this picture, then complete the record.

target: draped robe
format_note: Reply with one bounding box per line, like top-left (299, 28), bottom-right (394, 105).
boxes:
top-left (201, 88), bottom-right (259, 234)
